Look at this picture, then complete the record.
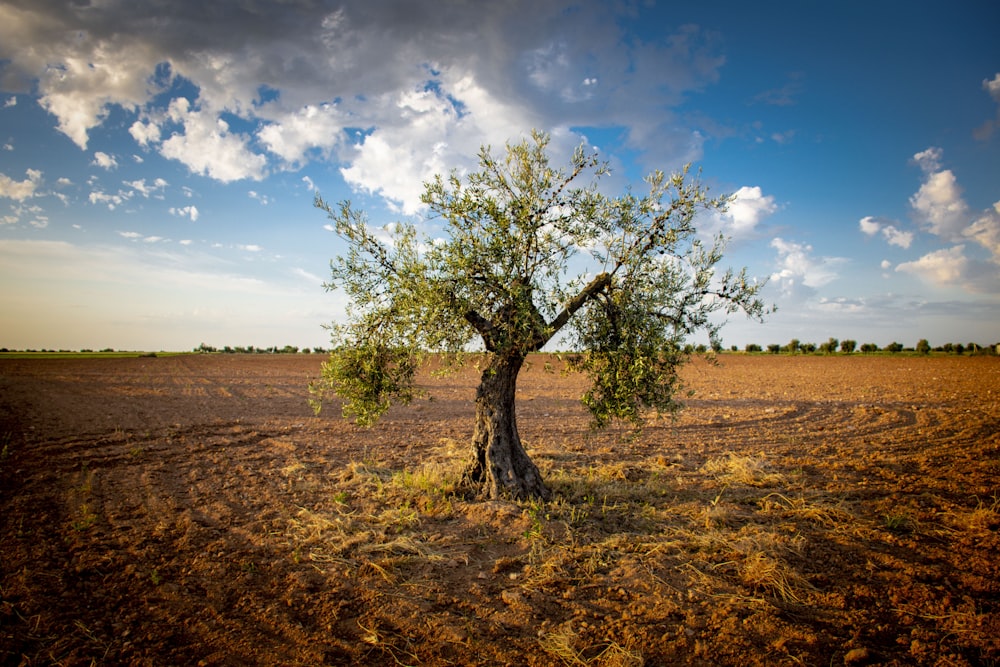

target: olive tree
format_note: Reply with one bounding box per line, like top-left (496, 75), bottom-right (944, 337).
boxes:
top-left (310, 132), bottom-right (769, 500)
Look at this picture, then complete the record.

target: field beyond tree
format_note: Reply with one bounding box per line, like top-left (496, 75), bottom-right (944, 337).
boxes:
top-left (1, 354), bottom-right (997, 666)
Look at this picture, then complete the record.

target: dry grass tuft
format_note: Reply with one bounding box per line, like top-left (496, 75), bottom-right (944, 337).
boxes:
top-left (701, 453), bottom-right (785, 487)
top-left (734, 551), bottom-right (814, 603)
top-left (944, 496), bottom-right (1000, 532)
top-left (539, 625), bottom-right (644, 666)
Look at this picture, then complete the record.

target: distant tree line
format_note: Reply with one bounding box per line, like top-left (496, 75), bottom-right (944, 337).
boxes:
top-left (3, 339), bottom-right (996, 357)
top-left (193, 343), bottom-right (327, 354)
top-left (737, 337), bottom-right (999, 356)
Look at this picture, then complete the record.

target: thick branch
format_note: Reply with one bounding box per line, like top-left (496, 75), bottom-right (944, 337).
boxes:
top-left (464, 309), bottom-right (499, 351)
top-left (541, 271), bottom-right (612, 346)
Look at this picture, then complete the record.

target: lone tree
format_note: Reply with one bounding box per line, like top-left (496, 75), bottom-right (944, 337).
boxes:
top-left (311, 132), bottom-right (769, 500)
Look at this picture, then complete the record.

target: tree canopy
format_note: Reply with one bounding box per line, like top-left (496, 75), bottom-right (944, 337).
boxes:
top-left (311, 131), bottom-right (769, 499)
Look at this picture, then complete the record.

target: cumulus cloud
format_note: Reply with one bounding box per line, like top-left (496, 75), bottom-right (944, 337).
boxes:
top-left (964, 201), bottom-right (1000, 259)
top-left (769, 237), bottom-right (847, 300)
top-left (257, 103), bottom-right (345, 167)
top-left (726, 186), bottom-right (777, 233)
top-left (91, 151), bottom-right (118, 170)
top-left (896, 246), bottom-right (968, 286)
top-left (159, 98), bottom-right (267, 182)
top-left (699, 185), bottom-right (777, 240)
top-left (0, 168), bottom-right (42, 200)
top-left (129, 119), bottom-right (161, 146)
top-left (0, 0), bottom-right (728, 208)
top-left (698, 185), bottom-right (778, 241)
top-left (910, 167), bottom-right (969, 240)
top-left (858, 215), bottom-right (913, 248)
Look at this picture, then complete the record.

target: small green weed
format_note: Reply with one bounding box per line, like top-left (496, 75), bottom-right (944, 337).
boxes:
top-left (883, 513), bottom-right (913, 532)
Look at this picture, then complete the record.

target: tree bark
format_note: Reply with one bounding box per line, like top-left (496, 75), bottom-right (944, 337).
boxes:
top-left (461, 353), bottom-right (551, 501)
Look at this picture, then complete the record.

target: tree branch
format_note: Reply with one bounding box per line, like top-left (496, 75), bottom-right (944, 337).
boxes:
top-left (541, 271), bottom-right (612, 346)
top-left (464, 309), bottom-right (498, 351)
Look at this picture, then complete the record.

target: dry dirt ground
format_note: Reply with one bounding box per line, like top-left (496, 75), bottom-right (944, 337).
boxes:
top-left (1, 353), bottom-right (998, 666)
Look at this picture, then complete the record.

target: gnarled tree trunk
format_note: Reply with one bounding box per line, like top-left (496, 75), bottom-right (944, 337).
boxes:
top-left (461, 353), bottom-right (551, 500)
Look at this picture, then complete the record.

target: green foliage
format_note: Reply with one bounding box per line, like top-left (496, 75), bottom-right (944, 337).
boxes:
top-left (916, 339), bottom-right (931, 355)
top-left (310, 345), bottom-right (419, 426)
top-left (313, 131), bottom-right (770, 428)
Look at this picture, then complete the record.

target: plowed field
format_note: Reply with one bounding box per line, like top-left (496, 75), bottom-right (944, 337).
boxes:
top-left (1, 354), bottom-right (998, 666)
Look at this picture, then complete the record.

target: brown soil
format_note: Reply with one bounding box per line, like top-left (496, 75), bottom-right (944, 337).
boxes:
top-left (1, 354), bottom-right (998, 666)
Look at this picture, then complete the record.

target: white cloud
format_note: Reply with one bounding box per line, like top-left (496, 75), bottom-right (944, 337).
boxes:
top-left (0, 168), bottom-right (42, 200)
top-left (896, 246), bottom-right (968, 285)
top-left (858, 215), bottom-right (913, 248)
top-left (985, 73), bottom-right (1000, 101)
top-left (169, 205), bottom-right (199, 221)
top-left (89, 189), bottom-right (132, 210)
top-left (3, 96), bottom-right (15, 108)
top-left (700, 185), bottom-right (776, 241)
top-left (302, 176), bottom-right (317, 192)
top-left (91, 151), bottom-right (118, 170)
top-left (858, 216), bottom-right (880, 236)
top-left (894, 244), bottom-right (999, 293)
top-left (257, 103), bottom-right (344, 167)
top-left (964, 200), bottom-right (1000, 259)
top-left (159, 98), bottom-right (267, 182)
top-left (129, 119), bottom-right (161, 146)
top-left (124, 178), bottom-right (168, 198)
top-left (239, 244), bottom-right (262, 252)
top-left (910, 167), bottom-right (969, 240)
top-left (726, 186), bottom-right (777, 233)
top-left (912, 147), bottom-right (943, 174)
top-left (769, 237), bottom-right (847, 300)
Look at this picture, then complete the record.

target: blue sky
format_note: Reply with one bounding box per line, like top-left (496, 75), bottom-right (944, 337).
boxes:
top-left (1, 0), bottom-right (998, 351)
